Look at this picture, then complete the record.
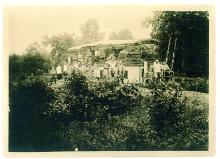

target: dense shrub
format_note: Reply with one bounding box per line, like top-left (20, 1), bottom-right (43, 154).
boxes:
top-left (63, 71), bottom-right (143, 122)
top-left (9, 53), bottom-right (51, 84)
top-left (63, 109), bottom-right (156, 151)
top-left (9, 71), bottom-right (208, 151)
top-left (63, 71), bottom-right (97, 122)
top-left (9, 79), bottom-right (55, 151)
top-left (147, 81), bottom-right (208, 150)
top-left (174, 77), bottom-right (208, 93)
top-left (91, 79), bottom-right (143, 118)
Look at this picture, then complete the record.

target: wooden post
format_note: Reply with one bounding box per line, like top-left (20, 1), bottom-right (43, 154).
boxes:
top-left (165, 35), bottom-right (172, 63)
top-left (125, 45), bottom-right (127, 63)
top-left (171, 37), bottom-right (177, 71)
top-left (140, 43), bottom-right (142, 58)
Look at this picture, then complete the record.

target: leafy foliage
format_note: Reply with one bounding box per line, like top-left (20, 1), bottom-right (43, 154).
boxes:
top-left (9, 79), bottom-right (55, 151)
top-left (79, 19), bottom-right (105, 44)
top-left (108, 28), bottom-right (133, 40)
top-left (63, 71), bottom-right (142, 122)
top-left (9, 71), bottom-right (208, 151)
top-left (146, 81), bottom-right (208, 150)
top-left (174, 77), bottom-right (209, 93)
top-left (43, 33), bottom-right (75, 65)
top-left (145, 11), bottom-right (209, 77)
top-left (9, 52), bottom-right (51, 83)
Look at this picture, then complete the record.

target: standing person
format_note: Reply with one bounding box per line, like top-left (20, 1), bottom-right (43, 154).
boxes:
top-left (118, 61), bottom-right (124, 76)
top-left (63, 63), bottom-right (68, 77)
top-left (110, 68), bottom-right (115, 77)
top-left (153, 59), bottom-right (161, 81)
top-left (56, 65), bottom-right (62, 80)
top-left (50, 67), bottom-right (57, 84)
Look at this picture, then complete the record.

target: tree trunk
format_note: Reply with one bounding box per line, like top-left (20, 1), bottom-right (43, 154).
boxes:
top-left (171, 38), bottom-right (177, 71)
top-left (165, 35), bottom-right (172, 63)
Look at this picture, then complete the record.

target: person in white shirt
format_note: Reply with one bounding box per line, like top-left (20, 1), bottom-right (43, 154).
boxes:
top-left (56, 65), bottom-right (62, 80)
top-left (153, 59), bottom-right (161, 79)
top-left (50, 67), bottom-right (57, 84)
top-left (64, 64), bottom-right (68, 72)
top-left (63, 63), bottom-right (68, 77)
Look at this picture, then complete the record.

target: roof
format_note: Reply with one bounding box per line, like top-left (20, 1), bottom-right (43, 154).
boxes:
top-left (69, 39), bottom-right (156, 50)
top-left (124, 63), bottom-right (144, 67)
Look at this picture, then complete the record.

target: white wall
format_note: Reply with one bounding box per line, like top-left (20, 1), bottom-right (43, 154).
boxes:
top-left (124, 66), bottom-right (140, 83)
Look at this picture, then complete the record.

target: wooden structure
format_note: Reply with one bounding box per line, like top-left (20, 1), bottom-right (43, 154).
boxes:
top-left (65, 39), bottom-right (173, 83)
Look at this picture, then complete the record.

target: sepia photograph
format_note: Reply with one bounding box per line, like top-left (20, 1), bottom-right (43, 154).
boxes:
top-left (3, 4), bottom-right (215, 156)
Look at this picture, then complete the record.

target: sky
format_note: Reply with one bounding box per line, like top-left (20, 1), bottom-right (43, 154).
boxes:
top-left (4, 6), bottom-right (154, 55)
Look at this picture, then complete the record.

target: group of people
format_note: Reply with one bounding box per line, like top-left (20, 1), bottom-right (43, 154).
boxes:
top-left (49, 63), bottom-right (69, 84)
top-left (49, 58), bottom-right (171, 84)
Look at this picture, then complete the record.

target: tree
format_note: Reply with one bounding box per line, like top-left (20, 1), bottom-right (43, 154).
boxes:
top-left (9, 54), bottom-right (25, 82)
top-left (80, 19), bottom-right (105, 44)
top-left (108, 28), bottom-right (133, 40)
top-left (24, 43), bottom-right (51, 74)
top-left (9, 44), bottom-right (51, 83)
top-left (25, 42), bottom-right (44, 55)
top-left (117, 28), bottom-right (133, 40)
top-left (108, 31), bottom-right (118, 40)
top-left (145, 11), bottom-right (209, 77)
top-left (43, 33), bottom-right (75, 65)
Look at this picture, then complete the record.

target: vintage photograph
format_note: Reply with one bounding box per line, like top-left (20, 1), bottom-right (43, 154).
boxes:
top-left (4, 5), bottom-right (213, 154)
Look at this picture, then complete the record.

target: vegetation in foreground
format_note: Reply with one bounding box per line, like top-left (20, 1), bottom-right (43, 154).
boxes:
top-left (9, 71), bottom-right (208, 151)
top-left (8, 11), bottom-right (209, 151)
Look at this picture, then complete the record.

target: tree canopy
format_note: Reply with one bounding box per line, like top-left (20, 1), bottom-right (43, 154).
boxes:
top-left (9, 43), bottom-right (51, 83)
top-left (145, 11), bottom-right (209, 77)
top-left (43, 34), bottom-right (75, 65)
top-left (79, 19), bottom-right (105, 44)
top-left (108, 28), bottom-right (133, 40)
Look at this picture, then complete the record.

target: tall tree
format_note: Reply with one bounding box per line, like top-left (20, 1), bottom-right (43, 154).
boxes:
top-left (80, 19), bottom-right (105, 44)
top-left (108, 28), bottom-right (133, 40)
top-left (9, 44), bottom-right (51, 83)
top-left (145, 11), bottom-right (209, 77)
top-left (43, 33), bottom-right (75, 65)
top-left (108, 31), bottom-right (118, 40)
top-left (117, 28), bottom-right (133, 40)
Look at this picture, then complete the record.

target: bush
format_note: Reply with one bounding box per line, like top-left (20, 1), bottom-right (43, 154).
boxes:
top-left (9, 70), bottom-right (208, 151)
top-left (63, 71), bottom-right (97, 122)
top-left (9, 79), bottom-right (55, 151)
top-left (91, 79), bottom-right (143, 117)
top-left (9, 53), bottom-right (51, 84)
top-left (174, 77), bottom-right (208, 93)
top-left (64, 111), bottom-right (156, 151)
top-left (63, 71), bottom-right (143, 122)
top-left (146, 81), bottom-right (208, 150)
